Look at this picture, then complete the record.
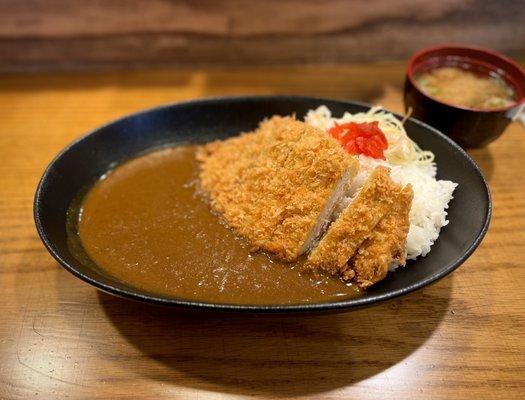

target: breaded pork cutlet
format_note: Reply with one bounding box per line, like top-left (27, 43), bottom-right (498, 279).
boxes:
top-left (306, 166), bottom-right (401, 276)
top-left (349, 184), bottom-right (413, 288)
top-left (197, 116), bottom-right (303, 246)
top-left (197, 116), bottom-right (359, 261)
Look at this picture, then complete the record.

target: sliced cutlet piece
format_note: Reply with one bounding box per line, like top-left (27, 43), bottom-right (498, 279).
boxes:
top-left (197, 116), bottom-right (358, 261)
top-left (349, 184), bottom-right (413, 288)
top-left (306, 166), bottom-right (401, 275)
top-left (265, 129), bottom-right (359, 261)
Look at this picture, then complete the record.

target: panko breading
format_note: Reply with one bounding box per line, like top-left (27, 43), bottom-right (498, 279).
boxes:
top-left (196, 116), bottom-right (303, 248)
top-left (306, 166), bottom-right (401, 275)
top-left (350, 184), bottom-right (413, 288)
top-left (197, 116), bottom-right (359, 261)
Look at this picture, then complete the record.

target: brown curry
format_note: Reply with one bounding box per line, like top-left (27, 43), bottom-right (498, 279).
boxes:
top-left (72, 146), bottom-right (360, 305)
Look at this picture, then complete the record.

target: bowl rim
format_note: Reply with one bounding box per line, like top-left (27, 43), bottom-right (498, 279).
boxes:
top-left (33, 95), bottom-right (492, 313)
top-left (406, 43), bottom-right (525, 113)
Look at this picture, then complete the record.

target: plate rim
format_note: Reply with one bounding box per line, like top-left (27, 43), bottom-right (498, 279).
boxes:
top-left (33, 95), bottom-right (492, 312)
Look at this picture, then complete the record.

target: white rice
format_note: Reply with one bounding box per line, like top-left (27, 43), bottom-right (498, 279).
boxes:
top-left (304, 107), bottom-right (458, 268)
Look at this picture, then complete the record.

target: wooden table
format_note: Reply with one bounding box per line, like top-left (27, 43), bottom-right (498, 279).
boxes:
top-left (1, 64), bottom-right (524, 399)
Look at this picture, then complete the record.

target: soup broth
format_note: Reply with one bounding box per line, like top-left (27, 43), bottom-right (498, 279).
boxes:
top-left (416, 67), bottom-right (515, 109)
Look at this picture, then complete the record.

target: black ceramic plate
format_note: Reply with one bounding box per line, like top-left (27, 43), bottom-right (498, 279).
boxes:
top-left (34, 96), bottom-right (491, 312)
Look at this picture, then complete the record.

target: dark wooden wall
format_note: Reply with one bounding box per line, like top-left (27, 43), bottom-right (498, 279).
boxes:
top-left (1, 0), bottom-right (524, 72)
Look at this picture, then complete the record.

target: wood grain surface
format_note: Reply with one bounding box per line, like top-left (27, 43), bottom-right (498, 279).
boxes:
top-left (2, 0), bottom-right (525, 71)
top-left (0, 64), bottom-right (524, 399)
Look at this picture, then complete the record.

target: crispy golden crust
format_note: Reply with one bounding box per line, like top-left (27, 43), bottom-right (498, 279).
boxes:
top-left (306, 166), bottom-right (400, 275)
top-left (197, 116), bottom-right (358, 261)
top-left (350, 184), bottom-right (413, 288)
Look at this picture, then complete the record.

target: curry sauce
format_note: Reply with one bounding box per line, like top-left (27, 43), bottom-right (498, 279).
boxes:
top-left (72, 146), bottom-right (360, 305)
